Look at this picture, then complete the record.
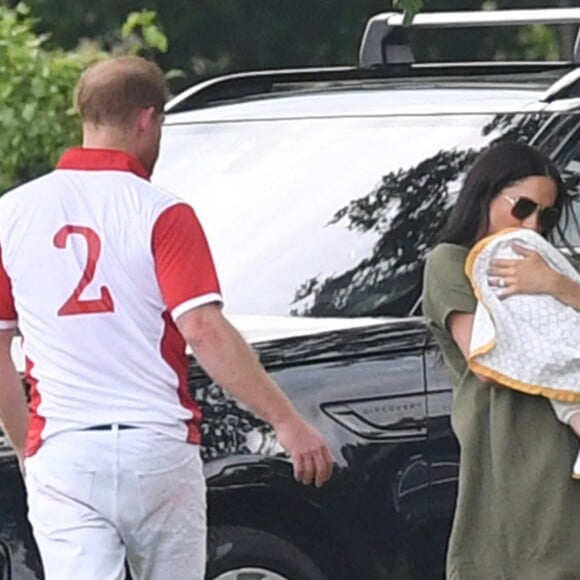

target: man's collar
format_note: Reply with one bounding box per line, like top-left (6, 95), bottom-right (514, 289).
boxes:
top-left (57, 147), bottom-right (150, 180)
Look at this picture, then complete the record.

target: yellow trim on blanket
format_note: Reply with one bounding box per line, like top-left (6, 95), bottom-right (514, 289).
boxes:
top-left (463, 228), bottom-right (580, 401)
top-left (468, 359), bottom-right (580, 403)
top-left (469, 338), bottom-right (495, 359)
top-left (464, 233), bottom-right (502, 366)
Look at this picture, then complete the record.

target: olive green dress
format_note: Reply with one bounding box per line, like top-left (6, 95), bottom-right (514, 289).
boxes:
top-left (423, 243), bottom-right (580, 580)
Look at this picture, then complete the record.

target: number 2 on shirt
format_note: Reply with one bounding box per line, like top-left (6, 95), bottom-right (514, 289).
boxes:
top-left (53, 225), bottom-right (115, 316)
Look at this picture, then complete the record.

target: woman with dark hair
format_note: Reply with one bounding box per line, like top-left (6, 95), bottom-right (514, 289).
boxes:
top-left (422, 141), bottom-right (580, 580)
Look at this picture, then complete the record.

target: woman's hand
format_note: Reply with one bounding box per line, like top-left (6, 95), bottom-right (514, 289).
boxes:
top-left (487, 243), bottom-right (558, 298)
top-left (488, 243), bottom-right (580, 311)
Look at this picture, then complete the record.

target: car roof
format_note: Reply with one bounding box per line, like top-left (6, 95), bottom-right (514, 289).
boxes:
top-left (164, 69), bottom-right (570, 124)
top-left (165, 7), bottom-right (580, 122)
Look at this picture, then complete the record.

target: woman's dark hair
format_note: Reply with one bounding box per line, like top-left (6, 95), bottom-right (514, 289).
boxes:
top-left (440, 141), bottom-right (577, 249)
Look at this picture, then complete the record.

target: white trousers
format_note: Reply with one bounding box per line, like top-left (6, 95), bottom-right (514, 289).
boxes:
top-left (24, 427), bottom-right (206, 580)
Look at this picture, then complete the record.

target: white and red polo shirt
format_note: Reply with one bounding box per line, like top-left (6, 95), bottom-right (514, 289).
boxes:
top-left (0, 148), bottom-right (222, 456)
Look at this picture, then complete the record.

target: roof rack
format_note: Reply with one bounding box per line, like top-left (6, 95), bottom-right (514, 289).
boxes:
top-left (165, 63), bottom-right (573, 113)
top-left (166, 67), bottom-right (354, 112)
top-left (359, 8), bottom-right (580, 68)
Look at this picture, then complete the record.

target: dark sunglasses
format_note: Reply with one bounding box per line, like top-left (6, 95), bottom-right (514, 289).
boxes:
top-left (503, 194), bottom-right (561, 232)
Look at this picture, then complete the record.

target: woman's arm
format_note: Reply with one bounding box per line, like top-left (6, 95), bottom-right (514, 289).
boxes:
top-left (448, 312), bottom-right (495, 384)
top-left (488, 243), bottom-right (580, 311)
top-left (423, 244), bottom-right (494, 384)
top-left (447, 312), bottom-right (474, 361)
top-left (545, 272), bottom-right (580, 311)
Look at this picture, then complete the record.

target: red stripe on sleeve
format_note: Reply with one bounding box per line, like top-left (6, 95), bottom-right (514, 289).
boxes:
top-left (25, 357), bottom-right (45, 457)
top-left (0, 245), bottom-right (17, 323)
top-left (152, 203), bottom-right (221, 314)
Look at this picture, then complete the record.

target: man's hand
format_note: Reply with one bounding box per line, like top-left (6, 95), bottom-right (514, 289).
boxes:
top-left (176, 305), bottom-right (335, 487)
top-left (275, 416), bottom-right (334, 488)
top-left (487, 243), bottom-right (558, 298)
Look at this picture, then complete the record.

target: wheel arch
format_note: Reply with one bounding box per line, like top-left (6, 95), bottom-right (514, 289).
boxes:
top-left (206, 481), bottom-right (371, 580)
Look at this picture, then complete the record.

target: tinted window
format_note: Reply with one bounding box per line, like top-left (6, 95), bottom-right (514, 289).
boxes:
top-left (532, 112), bottom-right (580, 249)
top-left (153, 111), bottom-right (548, 318)
top-left (558, 142), bottom-right (580, 248)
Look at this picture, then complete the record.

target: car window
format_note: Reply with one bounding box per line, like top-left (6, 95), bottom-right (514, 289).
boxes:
top-left (533, 113), bottom-right (580, 250)
top-left (558, 142), bottom-right (580, 249)
top-left (153, 111), bottom-right (549, 318)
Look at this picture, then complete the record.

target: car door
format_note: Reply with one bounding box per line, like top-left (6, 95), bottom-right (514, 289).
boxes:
top-left (423, 340), bottom-right (457, 577)
top-left (156, 105), bottom-right (563, 579)
top-left (0, 442), bottom-right (42, 580)
top-left (0, 540), bottom-right (12, 580)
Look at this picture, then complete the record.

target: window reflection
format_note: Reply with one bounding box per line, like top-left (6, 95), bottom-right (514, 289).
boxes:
top-left (560, 156), bottom-right (580, 248)
top-left (153, 112), bottom-right (555, 318)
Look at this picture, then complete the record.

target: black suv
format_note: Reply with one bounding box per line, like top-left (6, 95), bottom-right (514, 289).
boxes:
top-left (2, 8), bottom-right (580, 580)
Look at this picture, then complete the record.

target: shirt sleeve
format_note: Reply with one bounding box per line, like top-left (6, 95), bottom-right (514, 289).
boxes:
top-left (152, 203), bottom-right (222, 320)
top-left (422, 243), bottom-right (476, 332)
top-left (0, 244), bottom-right (17, 329)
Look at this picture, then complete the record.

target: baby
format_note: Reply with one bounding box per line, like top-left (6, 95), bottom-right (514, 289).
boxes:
top-left (465, 227), bottom-right (580, 478)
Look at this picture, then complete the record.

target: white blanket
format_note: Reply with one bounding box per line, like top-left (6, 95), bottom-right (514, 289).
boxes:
top-left (465, 228), bottom-right (580, 402)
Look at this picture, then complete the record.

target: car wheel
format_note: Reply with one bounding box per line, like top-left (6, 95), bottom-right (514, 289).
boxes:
top-left (207, 525), bottom-right (328, 580)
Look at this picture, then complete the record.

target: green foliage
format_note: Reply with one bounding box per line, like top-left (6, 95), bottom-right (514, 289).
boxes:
top-left (497, 24), bottom-right (559, 62)
top-left (0, 4), bottom-right (169, 195)
top-left (0, 3), bottom-right (87, 192)
top-left (18, 0), bottom-right (571, 89)
top-left (121, 9), bottom-right (167, 55)
top-left (393, 0), bottom-right (423, 25)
